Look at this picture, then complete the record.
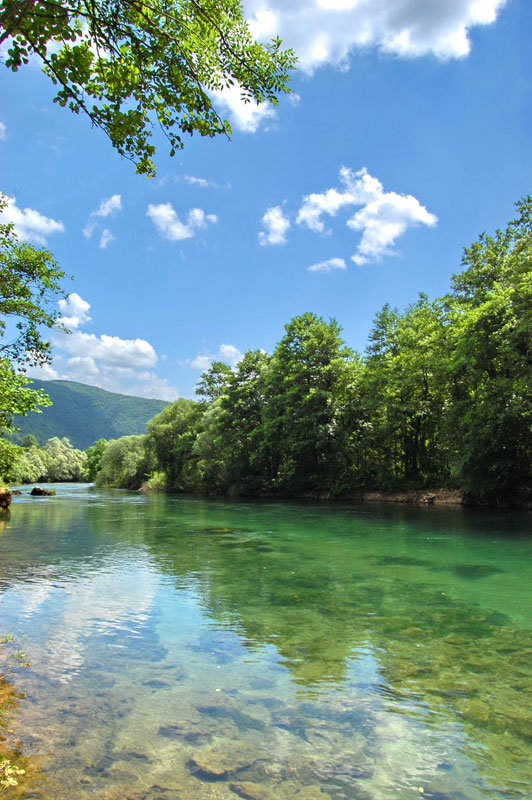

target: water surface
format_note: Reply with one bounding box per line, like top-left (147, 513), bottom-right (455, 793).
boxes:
top-left (0, 485), bottom-right (531, 800)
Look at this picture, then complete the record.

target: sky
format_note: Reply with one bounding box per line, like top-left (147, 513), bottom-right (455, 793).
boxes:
top-left (1, 0), bottom-right (531, 401)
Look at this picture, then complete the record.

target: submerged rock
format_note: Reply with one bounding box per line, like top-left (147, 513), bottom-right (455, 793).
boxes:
top-left (229, 782), bottom-right (278, 800)
top-left (451, 564), bottom-right (504, 579)
top-left (188, 743), bottom-right (260, 780)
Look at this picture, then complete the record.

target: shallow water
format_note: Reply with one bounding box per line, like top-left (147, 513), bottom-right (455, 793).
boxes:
top-left (0, 485), bottom-right (531, 800)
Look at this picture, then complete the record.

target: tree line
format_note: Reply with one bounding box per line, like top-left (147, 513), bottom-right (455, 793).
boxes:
top-left (1, 198), bottom-right (530, 503)
top-left (90, 199), bottom-right (531, 503)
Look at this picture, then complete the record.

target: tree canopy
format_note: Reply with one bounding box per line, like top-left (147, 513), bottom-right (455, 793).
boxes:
top-left (92, 198), bottom-right (531, 504)
top-left (0, 193), bottom-right (67, 433)
top-left (0, 0), bottom-right (295, 175)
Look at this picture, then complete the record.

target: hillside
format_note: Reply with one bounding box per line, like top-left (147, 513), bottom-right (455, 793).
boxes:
top-left (11, 380), bottom-right (169, 449)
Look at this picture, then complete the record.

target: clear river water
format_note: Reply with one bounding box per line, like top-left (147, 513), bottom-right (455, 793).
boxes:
top-left (0, 484), bottom-right (531, 800)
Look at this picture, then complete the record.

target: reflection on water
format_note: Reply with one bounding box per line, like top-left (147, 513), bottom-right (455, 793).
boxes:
top-left (0, 485), bottom-right (531, 799)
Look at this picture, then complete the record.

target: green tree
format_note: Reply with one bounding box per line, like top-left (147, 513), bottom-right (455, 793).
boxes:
top-left (10, 444), bottom-right (47, 484)
top-left (262, 313), bottom-right (354, 494)
top-left (0, 438), bottom-right (20, 483)
top-left (0, 194), bottom-right (67, 434)
top-left (196, 360), bottom-right (233, 403)
top-left (85, 438), bottom-right (109, 482)
top-left (219, 349), bottom-right (270, 493)
top-left (146, 399), bottom-right (202, 489)
top-left (95, 435), bottom-right (150, 488)
top-left (43, 436), bottom-right (88, 481)
top-left (443, 198), bottom-right (532, 498)
top-left (1, 0), bottom-right (295, 176)
top-left (21, 433), bottom-right (39, 448)
top-left (194, 349), bottom-right (271, 493)
top-left (363, 296), bottom-right (449, 486)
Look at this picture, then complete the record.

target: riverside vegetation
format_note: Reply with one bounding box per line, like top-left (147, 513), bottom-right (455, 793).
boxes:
top-left (1, 198), bottom-right (530, 505)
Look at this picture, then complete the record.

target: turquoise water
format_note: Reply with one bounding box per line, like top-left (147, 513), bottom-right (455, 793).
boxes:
top-left (0, 485), bottom-right (531, 800)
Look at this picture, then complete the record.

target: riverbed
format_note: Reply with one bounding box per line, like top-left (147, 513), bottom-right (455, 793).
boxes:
top-left (0, 485), bottom-right (531, 799)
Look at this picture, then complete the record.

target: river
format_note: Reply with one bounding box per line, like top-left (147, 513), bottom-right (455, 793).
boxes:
top-left (0, 484), bottom-right (531, 800)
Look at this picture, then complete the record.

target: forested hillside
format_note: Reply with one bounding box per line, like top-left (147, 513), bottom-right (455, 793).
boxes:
top-left (10, 381), bottom-right (168, 450)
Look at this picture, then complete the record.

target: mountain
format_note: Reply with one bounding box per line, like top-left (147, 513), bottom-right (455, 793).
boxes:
top-left (11, 380), bottom-right (170, 449)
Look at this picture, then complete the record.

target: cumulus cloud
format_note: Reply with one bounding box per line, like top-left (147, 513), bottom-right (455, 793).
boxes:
top-left (259, 205), bottom-right (290, 245)
top-left (308, 257), bottom-right (347, 273)
top-left (189, 343), bottom-right (243, 371)
top-left (297, 166), bottom-right (437, 265)
top-left (83, 193), bottom-right (122, 239)
top-left (244, 0), bottom-right (507, 71)
top-left (0, 195), bottom-right (64, 245)
top-left (24, 362), bottom-right (60, 381)
top-left (60, 331), bottom-right (158, 369)
top-left (27, 292), bottom-right (179, 400)
top-left (211, 84), bottom-right (277, 133)
top-left (147, 203), bottom-right (218, 241)
top-left (0, 121), bottom-right (6, 140)
top-left (57, 293), bottom-right (92, 330)
top-left (348, 190), bottom-right (437, 265)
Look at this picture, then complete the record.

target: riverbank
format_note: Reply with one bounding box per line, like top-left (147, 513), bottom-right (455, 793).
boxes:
top-left (139, 483), bottom-right (531, 510)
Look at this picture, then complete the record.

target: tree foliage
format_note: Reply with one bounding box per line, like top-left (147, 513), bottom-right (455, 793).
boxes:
top-left (88, 198), bottom-right (532, 504)
top-left (0, 193), bottom-right (67, 434)
top-left (95, 435), bottom-right (151, 489)
top-left (7, 436), bottom-right (88, 483)
top-left (0, 0), bottom-right (295, 175)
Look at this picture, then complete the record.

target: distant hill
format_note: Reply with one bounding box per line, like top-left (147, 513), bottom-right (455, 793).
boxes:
top-left (11, 380), bottom-right (170, 449)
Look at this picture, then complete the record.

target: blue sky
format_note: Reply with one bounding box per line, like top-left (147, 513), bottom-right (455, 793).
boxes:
top-left (1, 0), bottom-right (530, 400)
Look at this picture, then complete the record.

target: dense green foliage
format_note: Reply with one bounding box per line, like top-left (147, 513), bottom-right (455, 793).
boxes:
top-left (4, 436), bottom-right (87, 483)
top-left (0, 0), bottom-right (295, 176)
top-left (95, 435), bottom-right (151, 489)
top-left (0, 194), bottom-right (67, 437)
top-left (90, 199), bottom-right (532, 503)
top-left (10, 380), bottom-right (169, 449)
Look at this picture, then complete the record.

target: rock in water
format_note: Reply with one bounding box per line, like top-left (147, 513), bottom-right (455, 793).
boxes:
top-left (188, 743), bottom-right (259, 779)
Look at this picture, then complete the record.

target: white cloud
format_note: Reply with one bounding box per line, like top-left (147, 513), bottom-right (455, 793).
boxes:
top-left (297, 166), bottom-right (437, 265)
top-left (83, 193), bottom-right (122, 239)
top-left (244, 0), bottom-right (507, 71)
top-left (147, 203), bottom-right (218, 241)
top-left (189, 354), bottom-right (212, 371)
top-left (25, 363), bottom-right (60, 381)
top-left (189, 344), bottom-right (243, 371)
top-left (60, 331), bottom-right (158, 369)
top-left (99, 228), bottom-right (114, 249)
top-left (259, 205), bottom-right (290, 246)
top-left (57, 293), bottom-right (92, 330)
top-left (26, 292), bottom-right (179, 400)
top-left (211, 84), bottom-right (277, 133)
top-left (182, 175), bottom-right (231, 190)
top-left (0, 121), bottom-right (6, 140)
top-left (348, 188), bottom-right (437, 265)
top-left (184, 175), bottom-right (209, 188)
top-left (0, 195), bottom-right (64, 245)
top-left (93, 194), bottom-right (122, 218)
top-left (297, 187), bottom-right (355, 234)
top-left (308, 257), bottom-right (347, 273)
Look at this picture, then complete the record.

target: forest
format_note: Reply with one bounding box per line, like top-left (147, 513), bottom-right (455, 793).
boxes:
top-left (4, 197), bottom-right (528, 505)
